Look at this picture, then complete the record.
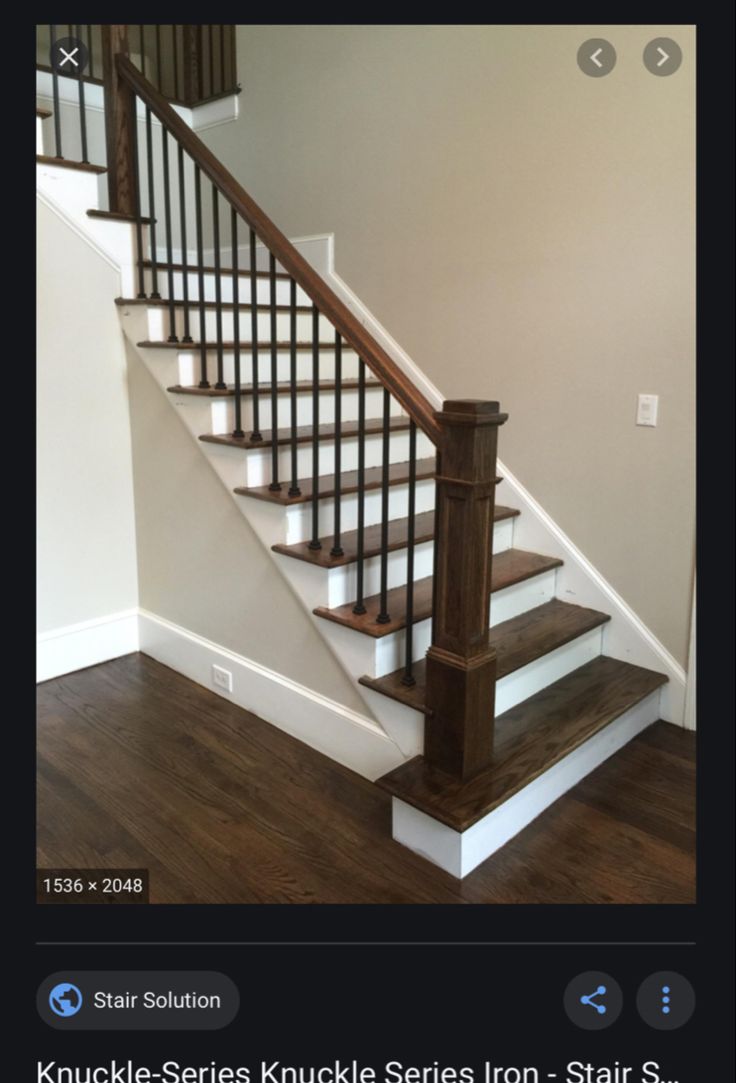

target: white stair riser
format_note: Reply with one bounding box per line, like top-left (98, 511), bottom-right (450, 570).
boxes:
top-left (144, 305), bottom-right (335, 344)
top-left (241, 429), bottom-right (436, 487)
top-left (36, 162), bottom-right (101, 220)
top-left (282, 479), bottom-right (437, 543)
top-left (392, 692), bottom-right (662, 878)
top-left (143, 268), bottom-right (311, 307)
top-left (320, 519), bottom-right (515, 609)
top-left (174, 348), bottom-right (362, 385)
top-left (494, 627), bottom-right (603, 714)
top-left (489, 569), bottom-right (557, 626)
top-left (211, 386), bottom-right (400, 432)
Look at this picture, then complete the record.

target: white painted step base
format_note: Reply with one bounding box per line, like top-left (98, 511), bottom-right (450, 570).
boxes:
top-left (390, 690), bottom-right (661, 879)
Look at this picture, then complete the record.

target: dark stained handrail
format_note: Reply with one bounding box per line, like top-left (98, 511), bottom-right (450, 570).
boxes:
top-left (115, 54), bottom-right (442, 445)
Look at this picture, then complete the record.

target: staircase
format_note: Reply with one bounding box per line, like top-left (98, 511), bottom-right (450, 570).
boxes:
top-left (37, 37), bottom-right (671, 879)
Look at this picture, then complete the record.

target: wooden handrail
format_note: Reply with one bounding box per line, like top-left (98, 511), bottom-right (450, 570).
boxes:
top-left (115, 53), bottom-right (442, 444)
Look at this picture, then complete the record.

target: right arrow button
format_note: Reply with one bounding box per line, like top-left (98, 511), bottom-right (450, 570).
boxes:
top-left (643, 37), bottom-right (683, 76)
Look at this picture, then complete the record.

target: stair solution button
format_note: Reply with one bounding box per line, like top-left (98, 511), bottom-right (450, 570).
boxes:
top-left (563, 971), bottom-right (623, 1030)
top-left (636, 972), bottom-right (695, 1030)
top-left (37, 971), bottom-right (239, 1030)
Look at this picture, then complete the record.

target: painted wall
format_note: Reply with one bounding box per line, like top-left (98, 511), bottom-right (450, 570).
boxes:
top-left (126, 342), bottom-right (369, 714)
top-left (201, 24), bottom-right (696, 667)
top-left (37, 198), bottom-right (139, 633)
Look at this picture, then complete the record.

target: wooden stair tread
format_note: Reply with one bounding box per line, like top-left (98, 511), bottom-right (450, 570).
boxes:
top-left (359, 599), bottom-right (611, 711)
top-left (137, 339), bottom-right (356, 351)
top-left (36, 154), bottom-right (107, 174)
top-left (377, 656), bottom-right (668, 831)
top-left (88, 209), bottom-right (153, 224)
top-left (117, 296), bottom-right (313, 314)
top-left (140, 259), bottom-right (291, 281)
top-left (200, 415), bottom-right (412, 451)
top-left (235, 458), bottom-right (437, 506)
top-left (314, 549), bottom-right (563, 637)
top-left (37, 107), bottom-right (52, 118)
top-left (273, 506), bottom-right (519, 568)
top-left (168, 378), bottom-right (381, 398)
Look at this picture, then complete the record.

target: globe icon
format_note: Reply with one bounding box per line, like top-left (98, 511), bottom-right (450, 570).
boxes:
top-left (49, 982), bottom-right (83, 1017)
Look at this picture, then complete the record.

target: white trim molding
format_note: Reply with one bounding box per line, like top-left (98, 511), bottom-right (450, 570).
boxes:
top-left (137, 609), bottom-right (406, 781)
top-left (37, 609), bottom-right (140, 683)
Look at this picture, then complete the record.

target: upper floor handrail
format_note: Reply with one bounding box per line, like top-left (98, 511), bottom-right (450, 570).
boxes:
top-left (116, 53), bottom-right (442, 445)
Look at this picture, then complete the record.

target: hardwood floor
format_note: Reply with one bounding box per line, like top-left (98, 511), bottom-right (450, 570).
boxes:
top-left (36, 653), bottom-right (695, 904)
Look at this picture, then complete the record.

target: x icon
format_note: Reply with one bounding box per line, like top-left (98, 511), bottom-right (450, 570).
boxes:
top-left (59, 46), bottom-right (79, 69)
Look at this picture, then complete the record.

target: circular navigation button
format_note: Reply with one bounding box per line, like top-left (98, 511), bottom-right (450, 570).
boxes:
top-left (636, 971), bottom-right (695, 1030)
top-left (577, 39), bottom-right (617, 78)
top-left (643, 38), bottom-right (683, 76)
top-left (50, 36), bottom-right (90, 76)
top-left (564, 971), bottom-right (623, 1030)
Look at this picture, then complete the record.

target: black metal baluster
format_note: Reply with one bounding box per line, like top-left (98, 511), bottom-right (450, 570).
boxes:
top-left (268, 254), bottom-right (281, 490)
top-left (401, 421), bottom-right (418, 684)
top-left (231, 208), bottom-right (244, 438)
top-left (208, 25), bottom-right (214, 98)
top-left (161, 125), bottom-right (177, 341)
top-left (308, 305), bottom-right (320, 544)
top-left (75, 26), bottom-right (89, 163)
top-left (177, 144), bottom-right (192, 341)
top-left (219, 25), bottom-right (225, 94)
top-left (211, 185), bottom-right (226, 389)
top-left (155, 25), bottom-right (162, 92)
top-left (194, 166), bottom-right (209, 387)
top-left (49, 26), bottom-right (63, 159)
top-left (352, 360), bottom-right (367, 614)
top-left (144, 107), bottom-right (160, 299)
top-left (288, 279), bottom-right (300, 496)
top-left (376, 388), bottom-right (392, 624)
top-left (139, 25), bottom-right (146, 77)
top-left (197, 26), bottom-right (204, 99)
top-left (331, 332), bottom-right (344, 556)
top-left (87, 25), bottom-right (94, 77)
top-left (249, 229), bottom-right (262, 441)
top-left (131, 95), bottom-right (146, 299)
top-left (172, 25), bottom-right (179, 101)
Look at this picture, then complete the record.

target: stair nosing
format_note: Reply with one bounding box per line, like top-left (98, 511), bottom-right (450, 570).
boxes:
top-left (137, 339), bottom-right (358, 351)
top-left (36, 154), bottom-right (106, 174)
top-left (376, 656), bottom-right (668, 831)
top-left (200, 415), bottom-right (413, 452)
top-left (117, 296), bottom-right (313, 314)
top-left (358, 598), bottom-right (611, 712)
top-left (167, 379), bottom-right (382, 398)
top-left (313, 549), bottom-right (564, 638)
top-left (234, 458), bottom-right (437, 505)
top-left (273, 506), bottom-right (520, 569)
top-left (139, 259), bottom-right (292, 281)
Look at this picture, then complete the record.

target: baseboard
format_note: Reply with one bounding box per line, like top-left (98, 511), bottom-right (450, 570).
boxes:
top-left (37, 609), bottom-right (139, 683)
top-left (392, 690), bottom-right (661, 878)
top-left (137, 608), bottom-right (406, 781)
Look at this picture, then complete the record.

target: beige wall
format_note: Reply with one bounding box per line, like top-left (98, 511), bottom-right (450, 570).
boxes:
top-left (37, 200), bottom-right (139, 632)
top-left (126, 343), bottom-right (369, 712)
top-left (203, 24), bottom-right (695, 666)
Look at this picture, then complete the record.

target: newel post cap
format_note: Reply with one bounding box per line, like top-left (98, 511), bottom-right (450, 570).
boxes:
top-left (436, 399), bottom-right (508, 427)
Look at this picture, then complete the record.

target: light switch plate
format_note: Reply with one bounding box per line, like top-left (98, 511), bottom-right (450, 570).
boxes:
top-left (637, 393), bottom-right (659, 427)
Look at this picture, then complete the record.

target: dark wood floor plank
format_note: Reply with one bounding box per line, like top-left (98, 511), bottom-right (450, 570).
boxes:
top-left (36, 655), bottom-right (694, 903)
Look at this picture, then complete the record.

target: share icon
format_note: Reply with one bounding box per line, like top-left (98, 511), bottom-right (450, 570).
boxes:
top-left (580, 985), bottom-right (607, 1014)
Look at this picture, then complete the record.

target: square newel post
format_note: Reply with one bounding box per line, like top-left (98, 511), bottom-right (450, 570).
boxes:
top-left (101, 25), bottom-right (136, 215)
top-left (424, 399), bottom-right (508, 780)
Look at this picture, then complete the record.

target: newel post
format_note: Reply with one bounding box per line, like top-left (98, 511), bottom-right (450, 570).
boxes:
top-left (424, 400), bottom-right (508, 780)
top-left (101, 25), bottom-right (136, 215)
